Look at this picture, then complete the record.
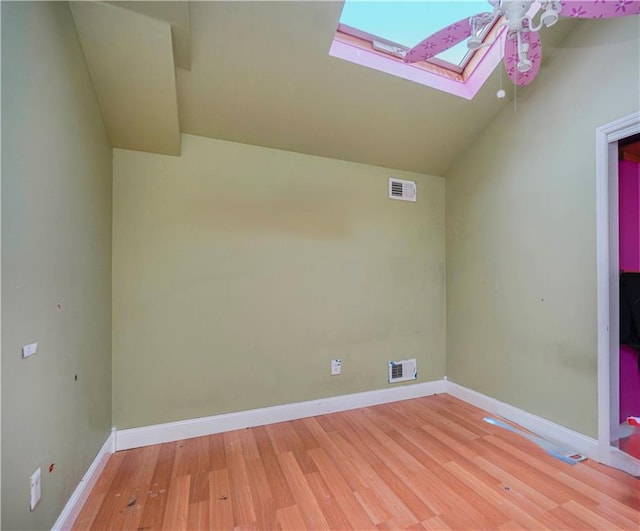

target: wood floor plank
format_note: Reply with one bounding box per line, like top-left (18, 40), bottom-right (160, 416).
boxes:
top-left (471, 454), bottom-right (559, 512)
top-left (443, 460), bottom-right (549, 530)
top-left (417, 419), bottom-right (482, 462)
top-left (73, 394), bottom-right (640, 530)
top-left (291, 418), bottom-right (321, 451)
top-left (420, 515), bottom-right (451, 530)
top-left (92, 445), bottom-right (159, 530)
top-left (138, 441), bottom-right (176, 530)
top-left (329, 411), bottom-right (385, 467)
top-left (244, 450), bottom-right (277, 530)
top-left (305, 471), bottom-right (354, 530)
top-left (370, 461), bottom-right (434, 523)
top-left (327, 430), bottom-right (387, 487)
top-left (252, 425), bottom-right (295, 510)
top-left (276, 504), bottom-right (308, 530)
top-left (392, 420), bottom-right (465, 466)
top-left (486, 432), bottom-right (640, 511)
top-left (189, 469), bottom-right (210, 505)
top-left (353, 487), bottom-right (393, 526)
top-left (561, 499), bottom-right (630, 530)
top-left (302, 416), bottom-right (371, 492)
top-left (571, 462), bottom-right (640, 507)
top-left (266, 420), bottom-right (317, 475)
top-left (307, 446), bottom-right (376, 529)
top-left (313, 412), bottom-right (338, 434)
top-left (236, 426), bottom-right (261, 462)
top-left (386, 401), bottom-right (481, 442)
top-left (547, 504), bottom-right (600, 530)
top-left (276, 450), bottom-right (329, 529)
top-left (116, 444), bottom-right (161, 530)
top-left (404, 523), bottom-right (429, 531)
top-left (590, 500), bottom-right (640, 529)
top-left (363, 471), bottom-right (424, 528)
top-left (209, 468), bottom-right (234, 530)
top-left (187, 499), bottom-right (209, 530)
top-left (208, 433), bottom-right (227, 471)
top-left (86, 450), bottom-right (141, 529)
top-left (72, 451), bottom-right (125, 530)
top-left (474, 435), bottom-right (598, 508)
top-left (161, 473), bottom-right (190, 530)
top-left (172, 436), bottom-right (209, 479)
top-left (223, 430), bottom-right (256, 527)
top-left (383, 424), bottom-right (508, 528)
top-left (358, 410), bottom-right (480, 520)
top-left (497, 520), bottom-right (528, 530)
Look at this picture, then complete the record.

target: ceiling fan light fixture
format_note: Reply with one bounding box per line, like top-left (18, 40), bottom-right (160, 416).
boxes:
top-left (403, 0), bottom-right (640, 89)
top-left (517, 57), bottom-right (532, 72)
top-left (540, 9), bottom-right (558, 28)
top-left (516, 32), bottom-right (532, 72)
top-left (503, 0), bottom-right (534, 32)
top-left (529, 1), bottom-right (561, 31)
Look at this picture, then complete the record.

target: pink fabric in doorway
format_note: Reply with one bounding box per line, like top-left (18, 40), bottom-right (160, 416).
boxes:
top-left (619, 159), bottom-right (640, 424)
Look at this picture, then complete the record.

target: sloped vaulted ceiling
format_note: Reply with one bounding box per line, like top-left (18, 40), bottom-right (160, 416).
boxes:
top-left (70, 1), bottom-right (182, 155)
top-left (70, 1), bottom-right (579, 175)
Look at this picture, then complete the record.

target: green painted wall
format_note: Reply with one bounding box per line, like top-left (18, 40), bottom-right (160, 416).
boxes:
top-left (1, 3), bottom-right (112, 529)
top-left (112, 134), bottom-right (446, 429)
top-left (446, 16), bottom-right (640, 438)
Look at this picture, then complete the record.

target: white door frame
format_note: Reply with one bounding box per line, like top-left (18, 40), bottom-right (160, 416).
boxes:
top-left (596, 111), bottom-right (640, 475)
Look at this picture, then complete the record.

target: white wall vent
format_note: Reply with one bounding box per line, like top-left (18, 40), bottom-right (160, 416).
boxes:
top-left (389, 178), bottom-right (416, 202)
top-left (388, 359), bottom-right (417, 384)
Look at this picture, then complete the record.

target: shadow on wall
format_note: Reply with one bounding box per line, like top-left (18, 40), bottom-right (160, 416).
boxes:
top-left (184, 190), bottom-right (353, 240)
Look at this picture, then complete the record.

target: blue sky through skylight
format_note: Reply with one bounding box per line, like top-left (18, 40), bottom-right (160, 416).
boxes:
top-left (339, 1), bottom-right (491, 65)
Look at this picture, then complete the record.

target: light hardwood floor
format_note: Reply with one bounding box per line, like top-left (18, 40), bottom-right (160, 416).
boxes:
top-left (73, 394), bottom-right (640, 530)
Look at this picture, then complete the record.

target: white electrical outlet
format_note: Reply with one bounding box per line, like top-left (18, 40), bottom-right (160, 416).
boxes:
top-left (331, 359), bottom-right (342, 375)
top-left (22, 342), bottom-right (38, 359)
top-left (30, 467), bottom-right (41, 511)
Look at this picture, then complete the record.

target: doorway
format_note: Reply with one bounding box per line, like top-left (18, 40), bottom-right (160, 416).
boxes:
top-left (596, 111), bottom-right (640, 476)
top-left (617, 135), bottom-right (640, 459)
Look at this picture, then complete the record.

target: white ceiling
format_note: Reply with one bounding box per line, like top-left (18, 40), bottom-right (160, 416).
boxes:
top-left (71, 1), bottom-right (580, 176)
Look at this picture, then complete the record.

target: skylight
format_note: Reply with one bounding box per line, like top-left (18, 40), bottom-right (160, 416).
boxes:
top-left (330, 0), bottom-right (505, 99)
top-left (338, 1), bottom-right (491, 68)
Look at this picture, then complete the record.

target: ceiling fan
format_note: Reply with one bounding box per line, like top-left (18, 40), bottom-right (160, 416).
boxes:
top-left (404, 1), bottom-right (640, 86)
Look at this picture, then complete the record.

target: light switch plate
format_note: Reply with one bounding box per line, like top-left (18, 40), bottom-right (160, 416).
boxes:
top-left (22, 343), bottom-right (38, 359)
top-left (30, 467), bottom-right (41, 511)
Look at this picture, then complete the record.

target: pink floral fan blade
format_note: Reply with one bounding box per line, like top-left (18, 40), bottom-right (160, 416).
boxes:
top-left (503, 30), bottom-right (542, 86)
top-left (404, 15), bottom-right (483, 64)
top-left (559, 0), bottom-right (640, 19)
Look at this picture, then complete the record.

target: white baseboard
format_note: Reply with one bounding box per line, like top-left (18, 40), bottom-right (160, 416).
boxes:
top-left (445, 380), bottom-right (600, 460)
top-left (112, 376), bottom-right (636, 472)
top-left (606, 445), bottom-right (640, 477)
top-left (52, 428), bottom-right (115, 530)
top-left (116, 380), bottom-right (447, 451)
top-left (115, 380), bottom-right (601, 460)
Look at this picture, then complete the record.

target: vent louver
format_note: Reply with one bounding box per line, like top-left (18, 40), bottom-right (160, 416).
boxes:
top-left (389, 178), bottom-right (416, 202)
top-left (388, 359), bottom-right (417, 384)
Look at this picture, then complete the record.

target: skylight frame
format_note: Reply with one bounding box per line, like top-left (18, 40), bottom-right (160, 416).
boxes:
top-left (330, 12), bottom-right (505, 99)
top-left (337, 23), bottom-right (465, 74)
top-left (333, 25), bottom-right (465, 82)
top-left (336, 12), bottom-right (500, 76)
